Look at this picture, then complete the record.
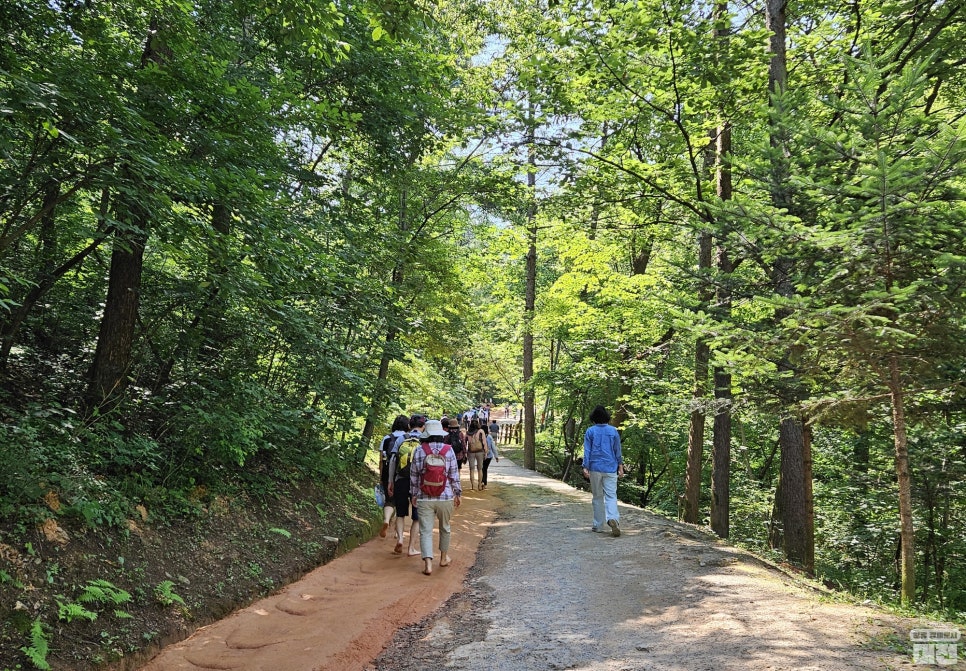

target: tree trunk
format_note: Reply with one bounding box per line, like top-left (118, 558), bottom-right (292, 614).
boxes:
top-left (684, 339), bottom-right (709, 524)
top-left (765, 0), bottom-right (813, 572)
top-left (684, 230), bottom-right (712, 524)
top-left (85, 18), bottom-right (166, 414)
top-left (85, 211), bottom-right (148, 413)
top-left (778, 414), bottom-right (809, 567)
top-left (523, 99), bottom-right (537, 471)
top-left (709, 46), bottom-right (733, 535)
top-left (803, 419), bottom-right (815, 572)
top-left (889, 353), bottom-right (916, 604)
top-left (1, 180), bottom-right (61, 364)
top-left (522, 219), bottom-right (537, 470)
top-left (358, 188), bottom-right (409, 462)
top-left (358, 327), bottom-right (397, 463)
top-left (853, 429), bottom-right (870, 474)
top-left (1, 234), bottom-right (107, 365)
top-left (153, 200), bottom-right (232, 390)
top-left (614, 238), bottom-right (654, 430)
top-left (711, 365), bottom-right (731, 538)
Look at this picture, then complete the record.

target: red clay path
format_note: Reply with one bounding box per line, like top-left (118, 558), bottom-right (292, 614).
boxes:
top-left (139, 487), bottom-right (500, 671)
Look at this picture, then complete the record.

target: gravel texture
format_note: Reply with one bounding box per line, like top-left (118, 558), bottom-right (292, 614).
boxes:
top-left (372, 458), bottom-right (961, 671)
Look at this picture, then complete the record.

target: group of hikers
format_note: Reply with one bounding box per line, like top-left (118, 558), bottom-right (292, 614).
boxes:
top-left (376, 412), bottom-right (501, 576)
top-left (375, 403), bottom-right (625, 575)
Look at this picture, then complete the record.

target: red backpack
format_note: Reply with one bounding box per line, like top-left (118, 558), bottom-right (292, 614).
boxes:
top-left (419, 443), bottom-right (451, 497)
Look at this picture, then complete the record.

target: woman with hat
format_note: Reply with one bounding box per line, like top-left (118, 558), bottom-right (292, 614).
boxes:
top-left (445, 416), bottom-right (467, 469)
top-left (410, 419), bottom-right (462, 575)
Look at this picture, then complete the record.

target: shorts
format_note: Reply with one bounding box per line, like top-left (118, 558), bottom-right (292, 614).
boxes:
top-left (393, 479), bottom-right (417, 520)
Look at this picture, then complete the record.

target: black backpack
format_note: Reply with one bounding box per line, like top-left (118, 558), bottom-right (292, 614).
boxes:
top-left (445, 430), bottom-right (465, 458)
top-left (380, 434), bottom-right (396, 460)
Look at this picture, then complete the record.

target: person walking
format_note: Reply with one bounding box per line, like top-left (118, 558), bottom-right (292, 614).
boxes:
top-left (385, 415), bottom-right (425, 556)
top-left (378, 414), bottom-right (410, 539)
top-left (444, 417), bottom-right (466, 470)
top-left (581, 405), bottom-right (624, 537)
top-left (464, 418), bottom-right (487, 491)
top-left (480, 424), bottom-right (499, 491)
top-left (410, 419), bottom-right (462, 575)
top-left (488, 418), bottom-right (500, 443)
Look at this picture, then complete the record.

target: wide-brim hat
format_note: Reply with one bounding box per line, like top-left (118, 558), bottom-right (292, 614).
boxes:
top-left (421, 419), bottom-right (447, 437)
top-left (447, 418), bottom-right (460, 429)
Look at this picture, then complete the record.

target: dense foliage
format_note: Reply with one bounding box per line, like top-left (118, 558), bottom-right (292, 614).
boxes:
top-left (470, 0), bottom-right (966, 618)
top-left (1, 0), bottom-right (965, 665)
top-left (0, 0), bottom-right (497, 517)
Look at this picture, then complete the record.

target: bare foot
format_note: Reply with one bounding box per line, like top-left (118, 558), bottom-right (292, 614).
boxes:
top-left (440, 555), bottom-right (452, 567)
top-left (379, 523), bottom-right (389, 538)
top-left (393, 543), bottom-right (403, 554)
top-left (422, 559), bottom-right (433, 576)
top-left (407, 548), bottom-right (420, 556)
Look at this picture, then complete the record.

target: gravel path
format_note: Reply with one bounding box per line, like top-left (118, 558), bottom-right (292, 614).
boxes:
top-left (372, 458), bottom-right (959, 671)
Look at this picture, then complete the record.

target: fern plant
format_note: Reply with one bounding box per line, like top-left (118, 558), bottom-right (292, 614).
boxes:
top-left (154, 580), bottom-right (186, 607)
top-left (57, 579), bottom-right (134, 622)
top-left (20, 619), bottom-right (51, 670)
top-left (78, 578), bottom-right (131, 606)
top-left (56, 598), bottom-right (97, 623)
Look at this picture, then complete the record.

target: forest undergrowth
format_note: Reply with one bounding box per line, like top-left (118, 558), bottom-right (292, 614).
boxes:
top-left (0, 463), bottom-right (381, 671)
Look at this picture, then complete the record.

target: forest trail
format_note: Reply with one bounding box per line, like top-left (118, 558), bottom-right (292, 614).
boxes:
top-left (140, 458), bottom-right (961, 671)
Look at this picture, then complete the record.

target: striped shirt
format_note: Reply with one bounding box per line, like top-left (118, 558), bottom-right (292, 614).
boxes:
top-left (410, 437), bottom-right (462, 499)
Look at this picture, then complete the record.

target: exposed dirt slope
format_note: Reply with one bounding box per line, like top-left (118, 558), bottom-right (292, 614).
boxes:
top-left (0, 471), bottom-right (381, 671)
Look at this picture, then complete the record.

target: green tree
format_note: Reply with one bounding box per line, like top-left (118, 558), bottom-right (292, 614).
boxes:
top-left (799, 51), bottom-right (966, 603)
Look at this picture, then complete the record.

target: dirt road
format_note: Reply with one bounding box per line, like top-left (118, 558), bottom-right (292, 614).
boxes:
top-left (141, 459), bottom-right (961, 671)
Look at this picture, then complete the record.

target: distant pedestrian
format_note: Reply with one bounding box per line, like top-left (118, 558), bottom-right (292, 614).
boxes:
top-left (581, 405), bottom-right (624, 537)
top-left (488, 418), bottom-right (500, 441)
top-left (410, 419), bottom-right (462, 575)
top-left (465, 419), bottom-right (487, 491)
top-left (480, 424), bottom-right (499, 490)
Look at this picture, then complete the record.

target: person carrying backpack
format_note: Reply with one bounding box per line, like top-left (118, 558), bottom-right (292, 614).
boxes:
top-left (410, 419), bottom-right (462, 576)
top-left (378, 415), bottom-right (410, 539)
top-left (465, 418), bottom-right (487, 491)
top-left (444, 417), bottom-right (466, 469)
top-left (388, 427), bottom-right (421, 556)
top-left (384, 413), bottom-right (427, 556)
